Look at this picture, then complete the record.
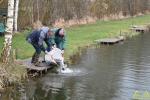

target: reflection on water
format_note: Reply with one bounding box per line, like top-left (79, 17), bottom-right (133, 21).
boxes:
top-left (23, 77), bottom-right (66, 100)
top-left (1, 77), bottom-right (67, 100)
top-left (2, 32), bottom-right (150, 100)
top-left (40, 76), bottom-right (67, 100)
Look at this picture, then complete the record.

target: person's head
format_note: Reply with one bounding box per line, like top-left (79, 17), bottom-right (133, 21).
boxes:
top-left (59, 28), bottom-right (66, 36)
top-left (47, 29), bottom-right (54, 37)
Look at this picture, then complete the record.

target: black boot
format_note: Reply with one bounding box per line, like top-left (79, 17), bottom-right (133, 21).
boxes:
top-left (34, 53), bottom-right (42, 67)
top-left (31, 52), bottom-right (36, 63)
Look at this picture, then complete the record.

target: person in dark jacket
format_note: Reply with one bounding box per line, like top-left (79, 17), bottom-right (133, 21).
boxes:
top-left (26, 26), bottom-right (53, 66)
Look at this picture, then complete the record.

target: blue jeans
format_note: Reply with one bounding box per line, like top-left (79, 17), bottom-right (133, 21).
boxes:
top-left (32, 43), bottom-right (41, 54)
top-left (26, 37), bottom-right (41, 54)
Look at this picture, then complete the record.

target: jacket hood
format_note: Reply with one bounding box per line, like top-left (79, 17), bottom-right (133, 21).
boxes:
top-left (40, 26), bottom-right (49, 34)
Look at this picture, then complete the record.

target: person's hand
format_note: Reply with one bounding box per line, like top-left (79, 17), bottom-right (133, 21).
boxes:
top-left (45, 50), bottom-right (48, 54)
top-left (51, 45), bottom-right (56, 50)
top-left (61, 50), bottom-right (65, 57)
top-left (51, 55), bottom-right (54, 60)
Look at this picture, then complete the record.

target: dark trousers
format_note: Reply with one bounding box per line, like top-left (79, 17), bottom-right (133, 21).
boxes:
top-left (26, 37), bottom-right (41, 54)
top-left (32, 43), bottom-right (41, 54)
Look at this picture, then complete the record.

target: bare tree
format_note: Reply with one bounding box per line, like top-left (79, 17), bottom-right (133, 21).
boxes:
top-left (14, 0), bottom-right (19, 31)
top-left (8, 0), bottom-right (150, 30)
top-left (0, 0), bottom-right (15, 63)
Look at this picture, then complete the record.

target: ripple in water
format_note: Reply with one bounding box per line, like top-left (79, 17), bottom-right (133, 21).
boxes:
top-left (49, 67), bottom-right (93, 76)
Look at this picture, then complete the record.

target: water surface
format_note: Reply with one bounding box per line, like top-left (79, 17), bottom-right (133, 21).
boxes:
top-left (2, 32), bottom-right (150, 100)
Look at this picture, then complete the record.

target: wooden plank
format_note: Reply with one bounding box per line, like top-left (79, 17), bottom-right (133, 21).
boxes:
top-left (94, 38), bottom-right (124, 44)
top-left (129, 27), bottom-right (146, 30)
top-left (26, 66), bottom-right (52, 71)
top-left (129, 27), bottom-right (146, 32)
top-left (21, 57), bottom-right (53, 73)
top-left (21, 57), bottom-right (68, 74)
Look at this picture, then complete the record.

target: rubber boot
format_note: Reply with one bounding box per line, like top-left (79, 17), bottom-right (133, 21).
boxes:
top-left (31, 52), bottom-right (36, 63)
top-left (42, 54), bottom-right (46, 63)
top-left (34, 53), bottom-right (42, 67)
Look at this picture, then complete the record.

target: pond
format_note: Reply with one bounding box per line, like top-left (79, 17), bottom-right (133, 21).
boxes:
top-left (2, 31), bottom-right (150, 100)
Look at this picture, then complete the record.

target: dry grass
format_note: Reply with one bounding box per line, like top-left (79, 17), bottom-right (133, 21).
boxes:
top-left (52, 16), bottom-right (98, 28)
top-left (102, 12), bottom-right (131, 21)
top-left (0, 47), bottom-right (27, 91)
top-left (32, 12), bottom-right (150, 29)
top-left (0, 62), bottom-right (27, 91)
top-left (52, 12), bottom-right (142, 27)
top-left (33, 20), bottom-right (43, 30)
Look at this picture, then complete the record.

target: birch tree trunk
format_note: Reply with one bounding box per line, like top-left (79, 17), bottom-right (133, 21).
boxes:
top-left (14, 0), bottom-right (19, 31)
top-left (0, 0), bottom-right (14, 63)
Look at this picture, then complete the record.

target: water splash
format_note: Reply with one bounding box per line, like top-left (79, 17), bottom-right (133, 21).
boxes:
top-left (60, 68), bottom-right (73, 74)
top-left (50, 67), bottom-right (93, 77)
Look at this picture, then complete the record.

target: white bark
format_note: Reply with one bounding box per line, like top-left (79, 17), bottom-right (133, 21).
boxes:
top-left (1, 0), bottom-right (14, 62)
top-left (14, 0), bottom-right (19, 31)
top-left (37, 0), bottom-right (39, 21)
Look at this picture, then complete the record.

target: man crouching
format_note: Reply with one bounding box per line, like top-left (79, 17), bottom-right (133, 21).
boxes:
top-left (26, 26), bottom-right (53, 67)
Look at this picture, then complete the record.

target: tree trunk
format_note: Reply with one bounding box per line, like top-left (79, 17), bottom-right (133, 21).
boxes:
top-left (14, 0), bottom-right (19, 31)
top-left (0, 0), bottom-right (14, 63)
top-left (37, 0), bottom-right (39, 21)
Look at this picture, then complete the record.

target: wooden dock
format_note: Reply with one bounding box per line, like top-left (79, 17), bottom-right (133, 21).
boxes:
top-left (21, 57), bottom-right (53, 74)
top-left (21, 57), bottom-right (69, 74)
top-left (129, 27), bottom-right (146, 33)
top-left (94, 38), bottom-right (124, 44)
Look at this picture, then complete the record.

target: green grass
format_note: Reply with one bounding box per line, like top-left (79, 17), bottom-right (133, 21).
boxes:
top-left (0, 14), bottom-right (150, 60)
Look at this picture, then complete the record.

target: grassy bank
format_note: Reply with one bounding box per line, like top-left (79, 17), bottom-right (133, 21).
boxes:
top-left (65, 14), bottom-right (150, 59)
top-left (0, 14), bottom-right (150, 61)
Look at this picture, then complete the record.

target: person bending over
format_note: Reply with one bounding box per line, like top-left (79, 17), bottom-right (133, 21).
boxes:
top-left (26, 26), bottom-right (54, 66)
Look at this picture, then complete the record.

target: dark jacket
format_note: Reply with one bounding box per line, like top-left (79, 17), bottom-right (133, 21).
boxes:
top-left (26, 26), bottom-right (52, 52)
top-left (50, 28), bottom-right (66, 50)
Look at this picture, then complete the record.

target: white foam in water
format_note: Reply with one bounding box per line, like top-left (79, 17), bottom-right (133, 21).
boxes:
top-left (56, 67), bottom-right (93, 76)
top-left (49, 67), bottom-right (93, 76)
top-left (60, 68), bottom-right (73, 74)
